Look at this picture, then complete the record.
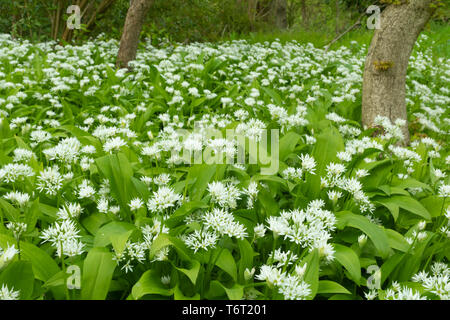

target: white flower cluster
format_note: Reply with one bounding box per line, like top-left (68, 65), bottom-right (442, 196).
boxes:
top-left (202, 207), bottom-right (247, 239)
top-left (0, 284), bottom-right (20, 300)
top-left (267, 199), bottom-right (336, 262)
top-left (321, 162), bottom-right (375, 213)
top-left (412, 262), bottom-right (450, 300)
top-left (207, 181), bottom-right (241, 209)
top-left (40, 219), bottom-right (84, 258)
top-left (0, 244), bottom-right (19, 270)
top-left (147, 186), bottom-right (182, 214)
top-left (256, 265), bottom-right (311, 300)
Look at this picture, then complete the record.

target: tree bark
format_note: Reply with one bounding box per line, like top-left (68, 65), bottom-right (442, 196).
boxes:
top-left (272, 0), bottom-right (288, 29)
top-left (335, 0), bottom-right (339, 35)
top-left (300, 0), bottom-right (308, 28)
top-left (362, 0), bottom-right (436, 144)
top-left (116, 0), bottom-right (153, 69)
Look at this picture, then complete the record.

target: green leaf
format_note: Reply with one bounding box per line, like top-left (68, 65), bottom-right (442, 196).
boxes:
top-left (94, 221), bottom-right (136, 248)
top-left (380, 253), bottom-right (404, 286)
top-left (188, 164), bottom-right (217, 201)
top-left (172, 260), bottom-right (201, 285)
top-left (0, 198), bottom-right (20, 222)
top-left (82, 212), bottom-right (111, 235)
top-left (131, 269), bottom-right (173, 299)
top-left (309, 127), bottom-right (344, 197)
top-left (420, 196), bottom-right (449, 218)
top-left (174, 284), bottom-right (200, 300)
top-left (336, 211), bottom-right (390, 258)
top-left (375, 199), bottom-right (399, 221)
top-left (43, 271), bottom-right (67, 289)
top-left (376, 195), bottom-right (431, 221)
top-left (385, 229), bottom-right (410, 252)
top-left (0, 234), bottom-right (60, 282)
top-left (95, 153), bottom-right (136, 213)
top-left (279, 131), bottom-right (302, 161)
top-left (0, 261), bottom-right (34, 300)
top-left (393, 178), bottom-right (432, 192)
top-left (207, 280), bottom-right (244, 300)
top-left (166, 201), bottom-right (209, 228)
top-left (150, 233), bottom-right (192, 261)
top-left (333, 244), bottom-right (361, 284)
top-left (110, 229), bottom-right (134, 256)
top-left (81, 247), bottom-right (116, 300)
top-left (261, 87), bottom-right (282, 105)
top-left (215, 248), bottom-right (237, 282)
top-left (237, 239), bottom-right (254, 283)
top-left (257, 187), bottom-right (279, 217)
top-left (301, 249), bottom-right (319, 299)
top-left (317, 280), bottom-right (351, 295)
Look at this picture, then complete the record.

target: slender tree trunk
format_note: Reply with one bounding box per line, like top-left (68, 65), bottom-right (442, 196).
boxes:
top-left (116, 0), bottom-right (153, 69)
top-left (335, 0), bottom-right (339, 35)
top-left (300, 0), bottom-right (308, 28)
top-left (247, 0), bottom-right (258, 31)
top-left (362, 0), bottom-right (436, 144)
top-left (271, 0), bottom-right (288, 29)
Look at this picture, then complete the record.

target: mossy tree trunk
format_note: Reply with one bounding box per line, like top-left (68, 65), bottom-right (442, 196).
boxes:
top-left (362, 0), bottom-right (436, 143)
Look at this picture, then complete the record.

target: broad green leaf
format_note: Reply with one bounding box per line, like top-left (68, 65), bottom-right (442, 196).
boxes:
top-left (237, 239), bottom-right (254, 283)
top-left (317, 280), bottom-right (351, 295)
top-left (172, 260), bottom-right (201, 285)
top-left (81, 247), bottom-right (116, 300)
top-left (385, 229), bottom-right (410, 252)
top-left (279, 131), bottom-right (302, 161)
top-left (301, 248), bottom-right (319, 299)
top-left (336, 211), bottom-right (390, 258)
top-left (376, 195), bottom-right (431, 221)
top-left (150, 233), bottom-right (192, 261)
top-left (207, 280), bottom-right (244, 300)
top-left (261, 87), bottom-right (282, 105)
top-left (188, 164), bottom-right (217, 201)
top-left (375, 199), bottom-right (399, 221)
top-left (0, 261), bottom-right (34, 300)
top-left (215, 248), bottom-right (237, 282)
top-left (0, 198), bottom-right (20, 222)
top-left (43, 271), bottom-right (67, 289)
top-left (0, 234), bottom-right (60, 282)
top-left (95, 153), bottom-right (136, 213)
top-left (333, 244), bottom-right (361, 284)
top-left (174, 284), bottom-right (200, 300)
top-left (132, 269), bottom-right (173, 299)
top-left (82, 212), bottom-right (111, 235)
top-left (94, 221), bottom-right (136, 248)
top-left (257, 187), bottom-right (279, 217)
top-left (380, 253), bottom-right (404, 286)
top-left (110, 230), bottom-right (134, 256)
top-left (420, 196), bottom-right (449, 218)
top-left (393, 177), bottom-right (432, 192)
top-left (309, 127), bottom-right (344, 197)
top-left (166, 201), bottom-right (209, 228)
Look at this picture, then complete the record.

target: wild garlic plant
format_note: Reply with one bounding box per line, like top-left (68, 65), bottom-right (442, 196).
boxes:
top-left (0, 32), bottom-right (448, 300)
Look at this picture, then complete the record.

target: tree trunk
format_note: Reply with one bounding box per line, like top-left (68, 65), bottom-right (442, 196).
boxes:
top-left (362, 0), bottom-right (436, 144)
top-left (116, 0), bottom-right (153, 69)
top-left (272, 0), bottom-right (288, 29)
top-left (300, 0), bottom-right (308, 28)
top-left (335, 0), bottom-right (339, 35)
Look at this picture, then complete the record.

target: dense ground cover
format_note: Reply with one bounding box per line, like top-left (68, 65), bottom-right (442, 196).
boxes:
top-left (0, 32), bottom-right (448, 300)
